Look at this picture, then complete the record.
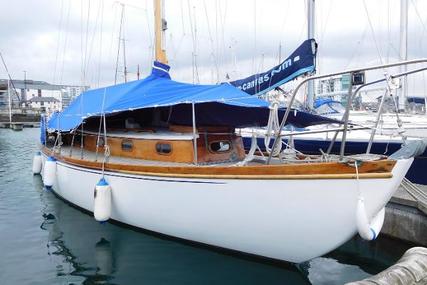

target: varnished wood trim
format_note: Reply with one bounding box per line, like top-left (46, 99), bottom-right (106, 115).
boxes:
top-left (111, 170), bottom-right (393, 180)
top-left (43, 147), bottom-right (395, 180)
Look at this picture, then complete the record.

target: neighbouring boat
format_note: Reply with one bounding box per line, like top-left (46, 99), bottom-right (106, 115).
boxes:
top-left (240, 58), bottom-right (427, 185)
top-left (35, 0), bottom-right (418, 264)
top-left (313, 97), bottom-right (427, 139)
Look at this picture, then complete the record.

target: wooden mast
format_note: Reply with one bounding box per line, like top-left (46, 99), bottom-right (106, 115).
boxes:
top-left (154, 0), bottom-right (168, 63)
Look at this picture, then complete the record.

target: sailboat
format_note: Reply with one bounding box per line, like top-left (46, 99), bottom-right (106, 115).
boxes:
top-left (34, 0), bottom-right (416, 263)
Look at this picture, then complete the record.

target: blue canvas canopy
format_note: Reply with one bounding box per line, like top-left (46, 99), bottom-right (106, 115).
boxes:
top-left (48, 61), bottom-right (337, 131)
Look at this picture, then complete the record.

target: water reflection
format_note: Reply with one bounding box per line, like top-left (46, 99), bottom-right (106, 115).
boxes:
top-left (94, 238), bottom-right (114, 276)
top-left (36, 177), bottom-right (310, 285)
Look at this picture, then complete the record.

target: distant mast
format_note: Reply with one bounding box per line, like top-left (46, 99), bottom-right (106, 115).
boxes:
top-left (7, 79), bottom-right (12, 123)
top-left (306, 0), bottom-right (315, 110)
top-left (398, 0), bottom-right (408, 111)
top-left (154, 0), bottom-right (168, 64)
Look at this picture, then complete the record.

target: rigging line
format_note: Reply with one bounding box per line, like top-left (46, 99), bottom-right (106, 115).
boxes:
top-left (171, 33), bottom-right (186, 63)
top-left (171, 1), bottom-right (188, 64)
top-left (144, 0), bottom-right (154, 63)
top-left (411, 0), bottom-right (427, 45)
top-left (97, 0), bottom-right (105, 87)
top-left (180, 0), bottom-right (186, 33)
top-left (187, 0), bottom-right (197, 83)
top-left (300, 0), bottom-right (308, 41)
top-left (252, 0), bottom-right (257, 75)
top-left (108, 3), bottom-right (119, 68)
top-left (82, 0), bottom-right (91, 87)
top-left (114, 3), bottom-right (125, 85)
top-left (319, 0), bottom-right (334, 46)
top-left (218, 0), bottom-right (227, 80)
top-left (386, 0), bottom-right (391, 63)
top-left (221, 0), bottom-right (228, 61)
top-left (296, 1), bottom-right (307, 44)
top-left (53, 0), bottom-right (65, 85)
top-left (193, 5), bottom-right (200, 83)
top-left (280, 0), bottom-right (291, 39)
top-left (203, 0), bottom-right (220, 83)
top-left (362, 0), bottom-right (384, 65)
top-left (84, 0), bottom-right (103, 81)
top-left (80, 0), bottom-right (84, 88)
top-left (0, 52), bottom-right (20, 101)
top-left (345, 24), bottom-right (369, 69)
top-left (122, 10), bottom-right (127, 83)
top-left (59, 0), bottom-right (71, 85)
top-left (215, 0), bottom-right (219, 78)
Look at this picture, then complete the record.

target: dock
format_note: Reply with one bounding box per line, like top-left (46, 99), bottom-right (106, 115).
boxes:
top-left (346, 247), bottom-right (427, 284)
top-left (0, 122), bottom-right (40, 129)
top-left (382, 180), bottom-right (427, 246)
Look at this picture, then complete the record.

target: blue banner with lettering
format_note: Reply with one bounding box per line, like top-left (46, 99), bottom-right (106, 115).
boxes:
top-left (230, 39), bottom-right (317, 96)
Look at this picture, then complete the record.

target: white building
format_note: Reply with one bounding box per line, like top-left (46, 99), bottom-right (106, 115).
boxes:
top-left (316, 74), bottom-right (351, 98)
top-left (0, 79), bottom-right (89, 112)
top-left (27, 96), bottom-right (60, 112)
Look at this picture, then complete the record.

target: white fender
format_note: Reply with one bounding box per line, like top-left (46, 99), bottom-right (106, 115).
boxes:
top-left (43, 156), bottom-right (57, 188)
top-left (94, 178), bottom-right (112, 222)
top-left (32, 151), bottom-right (43, 175)
top-left (356, 197), bottom-right (385, 241)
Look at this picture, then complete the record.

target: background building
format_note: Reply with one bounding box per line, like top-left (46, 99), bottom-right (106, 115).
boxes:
top-left (26, 96), bottom-right (60, 111)
top-left (0, 79), bottom-right (88, 114)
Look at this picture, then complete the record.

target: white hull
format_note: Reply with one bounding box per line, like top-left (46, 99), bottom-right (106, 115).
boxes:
top-left (41, 155), bottom-right (412, 263)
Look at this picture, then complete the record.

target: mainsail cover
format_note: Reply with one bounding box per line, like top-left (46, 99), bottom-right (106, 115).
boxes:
top-left (48, 61), bottom-right (337, 131)
top-left (230, 39), bottom-right (317, 96)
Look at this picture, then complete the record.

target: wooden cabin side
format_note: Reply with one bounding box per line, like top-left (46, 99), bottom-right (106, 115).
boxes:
top-left (80, 125), bottom-right (245, 164)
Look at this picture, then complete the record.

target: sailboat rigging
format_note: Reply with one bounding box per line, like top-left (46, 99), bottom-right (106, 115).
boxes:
top-left (34, 0), bottom-right (419, 263)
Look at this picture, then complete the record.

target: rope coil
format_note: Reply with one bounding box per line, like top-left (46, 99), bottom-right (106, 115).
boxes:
top-left (264, 101), bottom-right (282, 156)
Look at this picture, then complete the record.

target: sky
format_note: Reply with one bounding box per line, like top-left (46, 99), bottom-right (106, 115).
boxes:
top-left (0, 0), bottom-right (426, 96)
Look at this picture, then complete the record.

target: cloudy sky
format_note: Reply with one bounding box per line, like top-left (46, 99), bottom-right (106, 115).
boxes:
top-left (0, 0), bottom-right (426, 95)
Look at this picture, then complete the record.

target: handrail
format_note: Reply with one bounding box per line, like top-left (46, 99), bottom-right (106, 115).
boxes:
top-left (266, 58), bottom-right (427, 164)
top-left (327, 66), bottom-right (427, 156)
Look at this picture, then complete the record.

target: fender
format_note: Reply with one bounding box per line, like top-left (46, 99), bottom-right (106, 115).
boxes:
top-left (356, 196), bottom-right (385, 240)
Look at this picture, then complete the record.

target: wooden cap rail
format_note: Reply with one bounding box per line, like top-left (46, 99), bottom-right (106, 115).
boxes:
top-left (42, 147), bottom-right (395, 180)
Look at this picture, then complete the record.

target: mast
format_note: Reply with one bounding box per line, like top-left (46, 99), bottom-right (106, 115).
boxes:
top-left (398, 0), bottom-right (408, 111)
top-left (154, 0), bottom-right (168, 63)
top-left (23, 70), bottom-right (27, 103)
top-left (306, 0), bottom-right (315, 110)
top-left (7, 79), bottom-right (12, 123)
top-left (123, 35), bottom-right (127, 83)
top-left (114, 3), bottom-right (125, 85)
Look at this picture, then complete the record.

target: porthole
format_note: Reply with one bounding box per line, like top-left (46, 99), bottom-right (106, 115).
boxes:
top-left (156, 143), bottom-right (172, 155)
top-left (209, 141), bottom-right (231, 153)
top-left (121, 139), bottom-right (133, 151)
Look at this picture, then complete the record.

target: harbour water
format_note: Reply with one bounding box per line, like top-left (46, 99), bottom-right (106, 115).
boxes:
top-left (0, 128), bottom-right (415, 284)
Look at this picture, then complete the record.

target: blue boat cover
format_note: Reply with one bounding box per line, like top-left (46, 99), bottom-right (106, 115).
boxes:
top-left (40, 114), bottom-right (46, 144)
top-left (230, 39), bottom-right (317, 96)
top-left (407, 97), bottom-right (426, 105)
top-left (48, 61), bottom-right (337, 131)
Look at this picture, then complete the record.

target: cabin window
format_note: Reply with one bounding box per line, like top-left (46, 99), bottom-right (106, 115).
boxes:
top-left (156, 143), bottom-right (172, 155)
top-left (121, 139), bottom-right (133, 151)
top-left (209, 141), bottom-right (231, 153)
